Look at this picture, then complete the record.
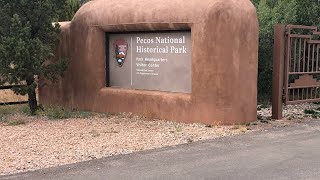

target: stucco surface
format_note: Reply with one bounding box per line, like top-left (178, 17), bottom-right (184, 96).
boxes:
top-left (40, 0), bottom-right (259, 125)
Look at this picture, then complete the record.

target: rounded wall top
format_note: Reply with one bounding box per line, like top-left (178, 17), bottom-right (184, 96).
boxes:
top-left (72, 0), bottom-right (256, 30)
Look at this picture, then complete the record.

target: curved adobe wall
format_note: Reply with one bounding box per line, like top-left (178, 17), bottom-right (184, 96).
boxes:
top-left (40, 0), bottom-right (259, 125)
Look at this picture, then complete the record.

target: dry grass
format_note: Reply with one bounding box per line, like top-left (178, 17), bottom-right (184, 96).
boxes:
top-left (0, 90), bottom-right (27, 103)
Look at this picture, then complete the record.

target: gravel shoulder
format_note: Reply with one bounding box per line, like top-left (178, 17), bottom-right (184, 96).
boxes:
top-left (0, 103), bottom-right (319, 175)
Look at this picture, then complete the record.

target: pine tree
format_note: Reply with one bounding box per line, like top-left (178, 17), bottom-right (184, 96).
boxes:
top-left (57, 0), bottom-right (91, 21)
top-left (0, 0), bottom-right (68, 115)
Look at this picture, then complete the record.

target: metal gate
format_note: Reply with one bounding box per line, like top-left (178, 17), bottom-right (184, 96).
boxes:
top-left (272, 24), bottom-right (320, 119)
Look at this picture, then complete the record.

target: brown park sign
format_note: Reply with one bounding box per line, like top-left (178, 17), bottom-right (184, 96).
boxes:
top-left (107, 31), bottom-right (192, 93)
top-left (40, 0), bottom-right (259, 125)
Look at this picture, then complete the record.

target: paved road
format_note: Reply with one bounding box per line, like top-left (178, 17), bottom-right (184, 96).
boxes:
top-left (2, 121), bottom-right (320, 180)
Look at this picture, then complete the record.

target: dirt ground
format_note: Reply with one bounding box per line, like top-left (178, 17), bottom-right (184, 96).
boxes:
top-left (0, 90), bottom-right (27, 103)
top-left (0, 103), bottom-right (318, 175)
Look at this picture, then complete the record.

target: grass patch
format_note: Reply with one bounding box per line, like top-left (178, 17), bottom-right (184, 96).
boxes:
top-left (6, 119), bottom-right (26, 126)
top-left (21, 105), bottom-right (32, 115)
top-left (45, 108), bottom-right (72, 119)
top-left (0, 104), bottom-right (29, 117)
top-left (0, 104), bottom-right (94, 120)
top-left (38, 106), bottom-right (93, 120)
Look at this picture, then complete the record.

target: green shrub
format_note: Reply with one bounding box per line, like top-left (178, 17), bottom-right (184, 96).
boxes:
top-left (304, 109), bottom-right (317, 115)
top-left (56, 0), bottom-right (91, 21)
top-left (46, 108), bottom-right (72, 119)
top-left (256, 0), bottom-right (297, 102)
top-left (41, 106), bottom-right (93, 120)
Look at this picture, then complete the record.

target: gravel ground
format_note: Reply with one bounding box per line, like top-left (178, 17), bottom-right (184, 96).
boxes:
top-left (0, 103), bottom-right (318, 176)
top-left (258, 103), bottom-right (320, 120)
top-left (0, 113), bottom-right (248, 175)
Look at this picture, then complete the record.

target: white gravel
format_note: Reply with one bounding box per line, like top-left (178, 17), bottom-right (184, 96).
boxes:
top-left (258, 103), bottom-right (320, 120)
top-left (0, 114), bottom-right (247, 175)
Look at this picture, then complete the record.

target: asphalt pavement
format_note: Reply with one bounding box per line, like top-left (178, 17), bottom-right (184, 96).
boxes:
top-left (2, 120), bottom-right (320, 180)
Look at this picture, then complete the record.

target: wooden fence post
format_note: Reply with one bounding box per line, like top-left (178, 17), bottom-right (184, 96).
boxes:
top-left (272, 24), bottom-right (286, 119)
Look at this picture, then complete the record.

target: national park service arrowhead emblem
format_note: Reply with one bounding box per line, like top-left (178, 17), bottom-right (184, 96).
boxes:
top-left (113, 38), bottom-right (128, 67)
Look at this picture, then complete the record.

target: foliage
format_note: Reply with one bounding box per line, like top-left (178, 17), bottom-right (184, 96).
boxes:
top-left (57, 0), bottom-right (80, 21)
top-left (304, 108), bottom-right (320, 118)
top-left (254, 0), bottom-right (320, 102)
top-left (0, 0), bottom-right (68, 115)
top-left (296, 0), bottom-right (320, 26)
top-left (304, 109), bottom-right (317, 115)
top-left (57, 0), bottom-right (91, 21)
top-left (40, 106), bottom-right (93, 120)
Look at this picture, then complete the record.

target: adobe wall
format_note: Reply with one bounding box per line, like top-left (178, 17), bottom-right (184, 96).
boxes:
top-left (40, 0), bottom-right (259, 125)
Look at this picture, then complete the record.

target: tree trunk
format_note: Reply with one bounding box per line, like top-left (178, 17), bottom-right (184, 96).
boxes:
top-left (26, 78), bottom-right (37, 115)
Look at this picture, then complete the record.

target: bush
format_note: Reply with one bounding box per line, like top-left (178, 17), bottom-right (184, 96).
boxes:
top-left (255, 0), bottom-right (297, 102)
top-left (57, 0), bottom-right (91, 21)
top-left (39, 106), bottom-right (93, 120)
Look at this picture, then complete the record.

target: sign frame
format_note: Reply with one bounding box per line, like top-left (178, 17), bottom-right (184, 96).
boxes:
top-left (105, 30), bottom-right (192, 93)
